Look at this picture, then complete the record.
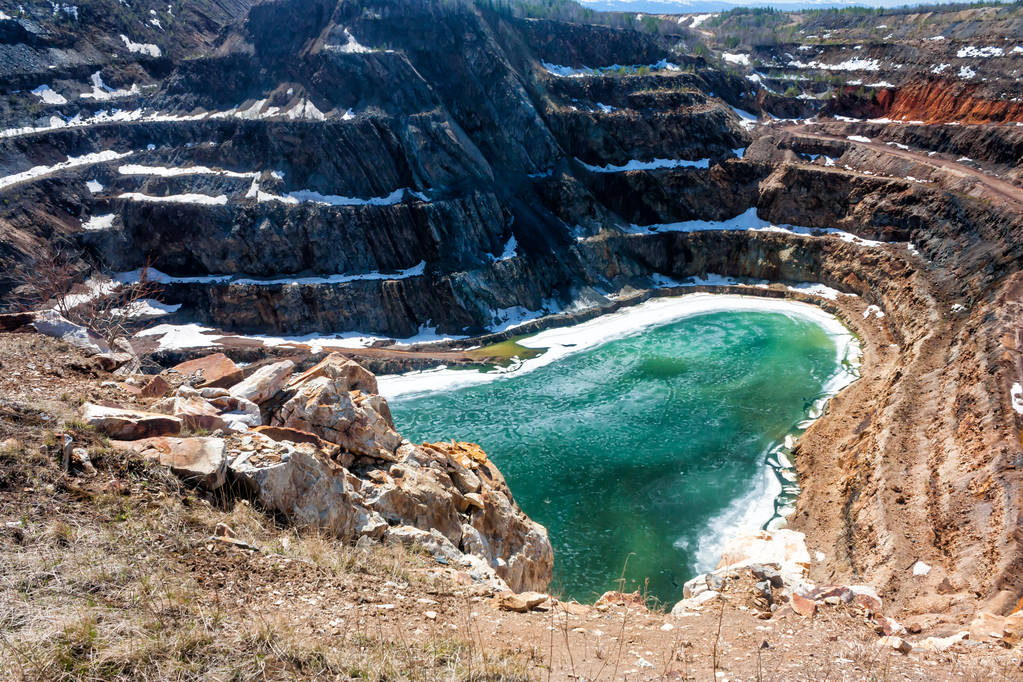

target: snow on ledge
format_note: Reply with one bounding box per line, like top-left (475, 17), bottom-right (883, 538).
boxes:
top-left (118, 192), bottom-right (228, 206)
top-left (31, 84), bottom-right (67, 105)
top-left (541, 59), bottom-right (680, 78)
top-left (490, 236), bottom-right (518, 263)
top-left (956, 45), bottom-right (1004, 58)
top-left (115, 262), bottom-right (427, 288)
top-left (619, 207), bottom-right (885, 248)
top-left (0, 150), bottom-right (131, 191)
top-left (578, 157), bottom-right (709, 173)
top-left (256, 186), bottom-right (428, 207)
top-left (787, 57), bottom-right (880, 72)
top-left (729, 105), bottom-right (759, 129)
top-left (81, 71), bottom-right (140, 101)
top-left (119, 163), bottom-right (259, 179)
top-left (135, 321), bottom-right (453, 354)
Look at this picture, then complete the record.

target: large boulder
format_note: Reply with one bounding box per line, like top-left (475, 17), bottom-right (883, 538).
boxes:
top-left (229, 360), bottom-right (294, 404)
top-left (287, 353), bottom-right (378, 394)
top-left (112, 436), bottom-right (228, 489)
top-left (228, 432), bottom-right (388, 539)
top-left (81, 403), bottom-right (182, 440)
top-left (170, 353), bottom-right (244, 388)
top-left (272, 354), bottom-right (401, 459)
top-left (151, 392), bottom-right (228, 433)
top-left (716, 529), bottom-right (812, 571)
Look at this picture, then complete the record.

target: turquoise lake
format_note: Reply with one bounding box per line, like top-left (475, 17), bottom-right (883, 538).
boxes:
top-left (386, 300), bottom-right (855, 605)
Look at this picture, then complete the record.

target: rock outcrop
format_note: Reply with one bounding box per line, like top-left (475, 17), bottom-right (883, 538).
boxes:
top-left (93, 351), bottom-right (553, 593)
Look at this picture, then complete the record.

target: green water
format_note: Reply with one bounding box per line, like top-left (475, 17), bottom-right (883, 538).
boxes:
top-left (388, 309), bottom-right (851, 605)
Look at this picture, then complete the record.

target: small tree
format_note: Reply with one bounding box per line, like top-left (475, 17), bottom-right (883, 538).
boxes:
top-left (2, 244), bottom-right (164, 344)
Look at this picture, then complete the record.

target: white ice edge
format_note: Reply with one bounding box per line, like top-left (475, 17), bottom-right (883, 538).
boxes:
top-left (135, 321), bottom-right (459, 353)
top-left (379, 293), bottom-right (858, 400)
top-left (690, 300), bottom-right (860, 572)
top-left (620, 207), bottom-right (885, 248)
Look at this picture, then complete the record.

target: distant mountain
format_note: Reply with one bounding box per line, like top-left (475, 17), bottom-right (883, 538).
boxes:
top-left (578, 0), bottom-right (987, 13)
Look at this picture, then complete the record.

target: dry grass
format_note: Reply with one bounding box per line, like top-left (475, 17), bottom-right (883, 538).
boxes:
top-left (0, 429), bottom-right (531, 681)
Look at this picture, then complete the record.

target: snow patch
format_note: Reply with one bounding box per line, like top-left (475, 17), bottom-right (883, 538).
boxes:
top-left (689, 13), bottom-right (713, 28)
top-left (956, 45), bottom-right (1004, 58)
top-left (85, 179), bottom-right (103, 193)
top-left (118, 163), bottom-right (258, 179)
top-left (286, 99), bottom-right (326, 121)
top-left (331, 28), bottom-right (372, 53)
top-left (542, 59), bottom-right (679, 78)
top-left (122, 299), bottom-right (180, 318)
top-left (722, 52), bottom-right (750, 66)
top-left (81, 214), bottom-right (116, 231)
top-left (847, 135), bottom-right (871, 143)
top-left (787, 57), bottom-right (880, 72)
top-left (81, 71), bottom-right (141, 101)
top-left (492, 236), bottom-right (517, 262)
top-left (120, 34), bottom-right (161, 58)
top-left (1011, 383), bottom-right (1023, 415)
top-left (31, 84), bottom-right (66, 105)
top-left (729, 105), bottom-right (759, 129)
top-left (863, 304), bottom-right (885, 319)
top-left (256, 187), bottom-right (426, 207)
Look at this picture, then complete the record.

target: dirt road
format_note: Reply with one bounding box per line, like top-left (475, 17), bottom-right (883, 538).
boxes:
top-left (777, 123), bottom-right (1023, 209)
